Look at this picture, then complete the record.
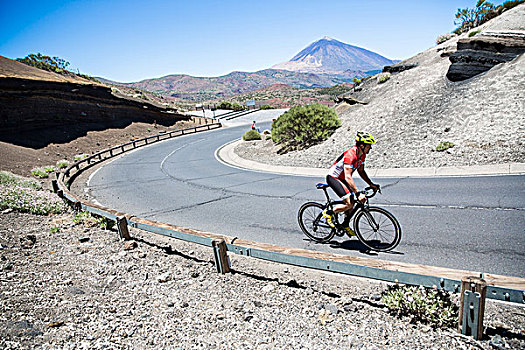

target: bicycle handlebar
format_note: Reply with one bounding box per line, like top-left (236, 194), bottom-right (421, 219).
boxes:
top-left (362, 185), bottom-right (381, 199)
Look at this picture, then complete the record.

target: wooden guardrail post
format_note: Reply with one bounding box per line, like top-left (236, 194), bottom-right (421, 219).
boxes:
top-left (51, 180), bottom-right (59, 193)
top-left (73, 201), bottom-right (82, 212)
top-left (459, 276), bottom-right (487, 340)
top-left (212, 239), bottom-right (230, 274)
top-left (116, 216), bottom-right (131, 240)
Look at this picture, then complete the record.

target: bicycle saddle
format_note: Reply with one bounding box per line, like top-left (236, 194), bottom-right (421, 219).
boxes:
top-left (316, 183), bottom-right (329, 189)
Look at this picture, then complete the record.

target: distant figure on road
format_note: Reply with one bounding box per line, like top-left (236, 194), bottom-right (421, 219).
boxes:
top-left (251, 120), bottom-right (260, 132)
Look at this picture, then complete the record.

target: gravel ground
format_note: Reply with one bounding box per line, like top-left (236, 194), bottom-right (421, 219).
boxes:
top-left (1, 210), bottom-right (524, 349)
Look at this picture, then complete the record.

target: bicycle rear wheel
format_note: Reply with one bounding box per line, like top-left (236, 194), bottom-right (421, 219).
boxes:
top-left (298, 202), bottom-right (336, 243)
top-left (353, 206), bottom-right (401, 252)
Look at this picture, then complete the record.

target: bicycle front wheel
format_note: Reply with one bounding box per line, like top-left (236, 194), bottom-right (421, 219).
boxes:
top-left (354, 206), bottom-right (401, 252)
top-left (298, 202), bottom-right (335, 243)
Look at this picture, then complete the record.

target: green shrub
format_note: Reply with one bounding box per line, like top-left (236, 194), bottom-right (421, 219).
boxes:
top-left (242, 129), bottom-right (262, 141)
top-left (31, 168), bottom-right (49, 178)
top-left (73, 154), bottom-right (89, 161)
top-left (50, 226), bottom-right (60, 233)
top-left (216, 101), bottom-right (246, 111)
top-left (436, 141), bottom-right (455, 152)
top-left (44, 166), bottom-right (55, 173)
top-left (0, 174), bottom-right (67, 215)
top-left (16, 53), bottom-right (99, 81)
top-left (77, 73), bottom-right (100, 82)
top-left (259, 104), bottom-right (274, 110)
top-left (73, 211), bottom-right (93, 225)
top-left (263, 129), bottom-right (271, 135)
top-left (56, 159), bottom-right (70, 169)
top-left (16, 53), bottom-right (70, 74)
top-left (454, 0), bottom-right (495, 33)
top-left (73, 211), bottom-right (114, 230)
top-left (381, 285), bottom-right (458, 328)
top-left (271, 103), bottom-right (341, 152)
top-left (377, 72), bottom-right (391, 84)
top-left (453, 0), bottom-right (525, 34)
top-left (468, 29), bottom-right (482, 37)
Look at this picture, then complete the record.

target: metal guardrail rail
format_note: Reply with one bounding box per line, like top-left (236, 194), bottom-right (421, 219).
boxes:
top-left (216, 109), bottom-right (244, 120)
top-left (56, 122), bottom-right (525, 306)
top-left (224, 108), bottom-right (260, 121)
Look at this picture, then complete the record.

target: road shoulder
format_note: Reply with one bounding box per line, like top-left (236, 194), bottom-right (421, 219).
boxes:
top-left (217, 140), bottom-right (525, 177)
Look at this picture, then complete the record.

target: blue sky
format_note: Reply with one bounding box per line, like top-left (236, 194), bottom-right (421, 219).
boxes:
top-left (1, 0), bottom-right (475, 82)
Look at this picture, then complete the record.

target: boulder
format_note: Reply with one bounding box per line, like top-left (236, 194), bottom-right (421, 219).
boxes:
top-left (446, 33), bottom-right (525, 81)
top-left (382, 63), bottom-right (418, 73)
top-left (334, 95), bottom-right (368, 105)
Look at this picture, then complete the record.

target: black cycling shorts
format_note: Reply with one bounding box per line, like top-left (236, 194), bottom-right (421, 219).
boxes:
top-left (326, 175), bottom-right (354, 200)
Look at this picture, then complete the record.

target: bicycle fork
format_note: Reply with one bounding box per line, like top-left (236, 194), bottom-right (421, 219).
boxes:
top-left (362, 209), bottom-right (380, 231)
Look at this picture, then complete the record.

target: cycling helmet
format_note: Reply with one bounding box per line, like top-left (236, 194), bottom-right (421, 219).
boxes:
top-left (355, 131), bottom-right (376, 144)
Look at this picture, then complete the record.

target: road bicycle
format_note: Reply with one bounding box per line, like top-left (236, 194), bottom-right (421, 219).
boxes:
top-left (298, 184), bottom-right (402, 252)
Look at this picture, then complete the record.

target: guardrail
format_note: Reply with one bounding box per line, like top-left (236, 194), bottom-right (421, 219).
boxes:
top-left (216, 109), bottom-right (243, 120)
top-left (224, 108), bottom-right (260, 121)
top-left (55, 121), bottom-right (525, 340)
top-left (59, 122), bottom-right (221, 186)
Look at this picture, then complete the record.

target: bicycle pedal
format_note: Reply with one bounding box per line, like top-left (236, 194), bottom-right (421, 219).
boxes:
top-left (334, 227), bottom-right (345, 237)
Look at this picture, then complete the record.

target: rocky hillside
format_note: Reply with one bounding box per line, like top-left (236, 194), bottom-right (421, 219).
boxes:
top-left (237, 4), bottom-right (525, 169)
top-left (105, 69), bottom-right (358, 104)
top-left (0, 57), bottom-right (188, 138)
top-left (272, 36), bottom-right (397, 74)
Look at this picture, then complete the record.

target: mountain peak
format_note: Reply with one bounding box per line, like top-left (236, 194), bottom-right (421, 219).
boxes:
top-left (272, 37), bottom-right (395, 74)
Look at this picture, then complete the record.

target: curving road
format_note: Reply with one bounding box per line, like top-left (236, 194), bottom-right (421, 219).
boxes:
top-left (87, 120), bottom-right (525, 277)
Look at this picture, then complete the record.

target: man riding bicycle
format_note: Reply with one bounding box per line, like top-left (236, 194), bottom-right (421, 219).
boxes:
top-left (322, 131), bottom-right (380, 235)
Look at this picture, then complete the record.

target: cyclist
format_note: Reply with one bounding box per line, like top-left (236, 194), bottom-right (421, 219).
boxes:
top-left (322, 131), bottom-right (380, 235)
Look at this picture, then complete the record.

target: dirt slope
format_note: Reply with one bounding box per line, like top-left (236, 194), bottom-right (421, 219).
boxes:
top-left (0, 57), bottom-right (196, 177)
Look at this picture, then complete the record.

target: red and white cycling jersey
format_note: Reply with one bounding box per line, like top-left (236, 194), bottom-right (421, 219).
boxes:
top-left (327, 146), bottom-right (366, 180)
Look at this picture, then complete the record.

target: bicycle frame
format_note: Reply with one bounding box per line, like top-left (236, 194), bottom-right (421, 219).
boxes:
top-left (316, 186), bottom-right (364, 231)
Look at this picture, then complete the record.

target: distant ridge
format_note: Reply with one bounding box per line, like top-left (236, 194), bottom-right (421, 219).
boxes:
top-left (272, 36), bottom-right (397, 73)
top-left (100, 69), bottom-right (359, 103)
top-left (97, 37), bottom-right (398, 103)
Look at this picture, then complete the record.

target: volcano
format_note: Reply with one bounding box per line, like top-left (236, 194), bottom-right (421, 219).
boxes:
top-left (272, 36), bottom-right (397, 74)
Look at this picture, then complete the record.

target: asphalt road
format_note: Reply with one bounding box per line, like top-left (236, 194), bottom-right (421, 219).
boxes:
top-left (87, 122), bottom-right (525, 277)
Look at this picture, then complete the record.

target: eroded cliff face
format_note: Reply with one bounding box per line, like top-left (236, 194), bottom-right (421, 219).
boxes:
top-left (446, 32), bottom-right (525, 81)
top-left (0, 78), bottom-right (188, 137)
